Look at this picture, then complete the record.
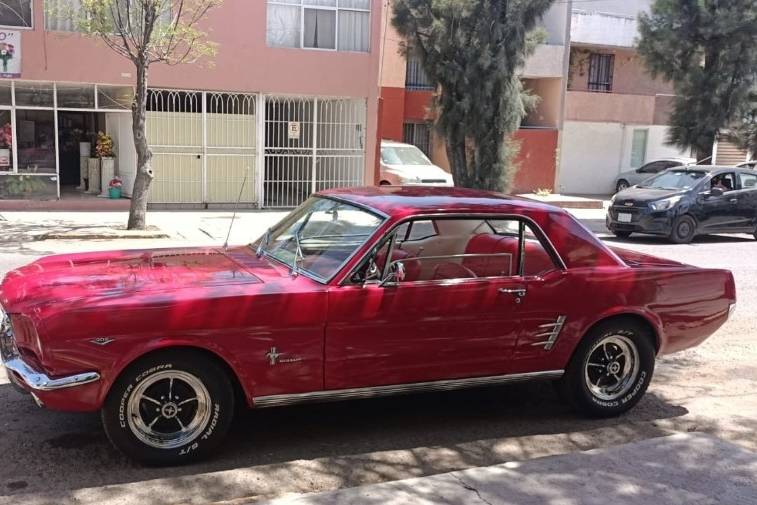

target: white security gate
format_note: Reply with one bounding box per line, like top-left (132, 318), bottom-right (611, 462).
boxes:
top-left (263, 96), bottom-right (366, 208)
top-left (146, 88), bottom-right (258, 205)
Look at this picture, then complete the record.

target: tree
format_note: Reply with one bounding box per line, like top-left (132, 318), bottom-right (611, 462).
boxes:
top-left (74, 0), bottom-right (221, 229)
top-left (392, 0), bottom-right (552, 192)
top-left (638, 0), bottom-right (757, 161)
top-left (727, 90), bottom-right (757, 159)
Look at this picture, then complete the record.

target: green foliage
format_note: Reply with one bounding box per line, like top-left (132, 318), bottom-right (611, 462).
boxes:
top-left (392, 0), bottom-right (553, 192)
top-left (1, 175), bottom-right (49, 197)
top-left (726, 90), bottom-right (757, 159)
top-left (66, 0), bottom-right (220, 67)
top-left (638, 0), bottom-right (757, 160)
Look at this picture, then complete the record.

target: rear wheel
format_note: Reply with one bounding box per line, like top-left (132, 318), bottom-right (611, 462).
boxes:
top-left (559, 319), bottom-right (655, 417)
top-left (616, 180), bottom-right (630, 193)
top-left (101, 350), bottom-right (235, 466)
top-left (669, 215), bottom-right (696, 244)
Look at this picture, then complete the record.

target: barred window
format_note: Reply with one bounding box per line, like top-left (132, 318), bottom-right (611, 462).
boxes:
top-left (587, 53), bottom-right (614, 93)
top-left (403, 122), bottom-right (431, 156)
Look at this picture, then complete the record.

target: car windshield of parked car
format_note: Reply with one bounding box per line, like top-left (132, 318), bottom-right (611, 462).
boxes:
top-left (381, 145), bottom-right (432, 166)
top-left (638, 170), bottom-right (707, 190)
top-left (258, 197), bottom-right (384, 281)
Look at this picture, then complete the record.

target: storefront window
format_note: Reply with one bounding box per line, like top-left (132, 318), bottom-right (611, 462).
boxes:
top-left (14, 82), bottom-right (54, 107)
top-left (0, 174), bottom-right (58, 199)
top-left (0, 110), bottom-right (12, 171)
top-left (57, 83), bottom-right (96, 109)
top-left (0, 81), bottom-right (11, 105)
top-left (16, 110), bottom-right (56, 174)
top-left (97, 85), bottom-right (134, 109)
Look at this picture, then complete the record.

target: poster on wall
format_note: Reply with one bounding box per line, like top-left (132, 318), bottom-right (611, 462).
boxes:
top-left (0, 30), bottom-right (20, 78)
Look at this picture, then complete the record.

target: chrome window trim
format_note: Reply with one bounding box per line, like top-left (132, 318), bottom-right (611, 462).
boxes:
top-left (337, 212), bottom-right (567, 286)
top-left (253, 369), bottom-right (564, 408)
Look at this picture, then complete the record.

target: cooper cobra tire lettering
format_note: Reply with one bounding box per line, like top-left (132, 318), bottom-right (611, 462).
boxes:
top-left (558, 319), bottom-right (655, 418)
top-left (101, 351), bottom-right (235, 465)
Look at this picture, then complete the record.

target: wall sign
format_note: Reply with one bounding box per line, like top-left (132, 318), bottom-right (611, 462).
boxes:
top-left (0, 30), bottom-right (20, 78)
top-left (288, 121), bottom-right (301, 140)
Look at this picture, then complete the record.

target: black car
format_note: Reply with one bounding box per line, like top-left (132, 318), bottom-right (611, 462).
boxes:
top-left (606, 166), bottom-right (757, 243)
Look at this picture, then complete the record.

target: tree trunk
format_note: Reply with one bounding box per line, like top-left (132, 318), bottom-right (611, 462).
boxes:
top-left (127, 61), bottom-right (154, 230)
top-left (696, 131), bottom-right (716, 164)
top-left (445, 136), bottom-right (469, 187)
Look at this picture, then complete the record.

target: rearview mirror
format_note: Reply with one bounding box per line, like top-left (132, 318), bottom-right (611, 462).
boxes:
top-left (380, 261), bottom-right (406, 287)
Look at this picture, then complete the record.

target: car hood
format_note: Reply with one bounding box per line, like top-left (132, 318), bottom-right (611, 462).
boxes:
top-left (613, 187), bottom-right (687, 203)
top-left (0, 246), bottom-right (269, 315)
top-left (383, 163), bottom-right (452, 179)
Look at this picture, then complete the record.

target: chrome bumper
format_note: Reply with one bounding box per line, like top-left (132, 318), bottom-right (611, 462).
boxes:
top-left (3, 356), bottom-right (100, 391)
top-left (1, 307), bottom-right (100, 392)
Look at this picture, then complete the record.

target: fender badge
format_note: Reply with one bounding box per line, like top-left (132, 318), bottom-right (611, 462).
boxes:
top-left (90, 337), bottom-right (115, 346)
top-left (265, 347), bottom-right (303, 365)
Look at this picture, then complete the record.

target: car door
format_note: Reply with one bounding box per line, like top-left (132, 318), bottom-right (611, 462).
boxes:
top-left (735, 171), bottom-right (757, 230)
top-left (324, 216), bottom-right (530, 390)
top-left (698, 171), bottom-right (745, 231)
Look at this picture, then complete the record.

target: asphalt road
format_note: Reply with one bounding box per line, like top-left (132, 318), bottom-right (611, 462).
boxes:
top-left (0, 224), bottom-right (755, 505)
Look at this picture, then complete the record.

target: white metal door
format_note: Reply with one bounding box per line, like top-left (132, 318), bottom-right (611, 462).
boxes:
top-left (146, 88), bottom-right (258, 205)
top-left (263, 96), bottom-right (365, 208)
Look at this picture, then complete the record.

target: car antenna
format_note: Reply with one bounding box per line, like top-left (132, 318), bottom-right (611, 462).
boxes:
top-left (695, 155), bottom-right (712, 165)
top-left (223, 171), bottom-right (248, 251)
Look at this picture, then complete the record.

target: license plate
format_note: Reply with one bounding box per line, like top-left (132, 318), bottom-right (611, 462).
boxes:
top-left (617, 213), bottom-right (632, 223)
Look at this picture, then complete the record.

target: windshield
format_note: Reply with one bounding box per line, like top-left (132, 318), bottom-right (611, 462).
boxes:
top-left (256, 197), bottom-right (384, 281)
top-left (381, 145), bottom-right (432, 166)
top-left (638, 170), bottom-right (707, 190)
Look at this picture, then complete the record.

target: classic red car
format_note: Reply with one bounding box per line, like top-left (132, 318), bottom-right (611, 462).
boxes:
top-left (0, 187), bottom-right (736, 465)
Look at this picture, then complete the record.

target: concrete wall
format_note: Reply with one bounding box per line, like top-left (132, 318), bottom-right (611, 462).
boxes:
top-left (524, 78), bottom-right (562, 128)
top-left (20, 0), bottom-right (383, 185)
top-left (558, 121), bottom-right (688, 194)
top-left (105, 113), bottom-right (136, 197)
top-left (568, 49), bottom-right (671, 96)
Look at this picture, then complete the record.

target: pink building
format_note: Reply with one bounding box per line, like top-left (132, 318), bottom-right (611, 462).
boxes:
top-left (0, 0), bottom-right (382, 207)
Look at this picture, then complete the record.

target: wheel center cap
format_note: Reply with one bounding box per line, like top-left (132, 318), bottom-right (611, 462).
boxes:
top-left (607, 361), bottom-right (621, 374)
top-left (161, 402), bottom-right (178, 418)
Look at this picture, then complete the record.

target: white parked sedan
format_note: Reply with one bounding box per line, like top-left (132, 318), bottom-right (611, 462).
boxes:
top-left (380, 140), bottom-right (454, 187)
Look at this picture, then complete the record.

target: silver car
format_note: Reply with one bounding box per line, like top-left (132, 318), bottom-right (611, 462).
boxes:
top-left (614, 157), bottom-right (696, 193)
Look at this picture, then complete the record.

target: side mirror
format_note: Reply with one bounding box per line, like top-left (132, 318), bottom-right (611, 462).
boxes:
top-left (380, 260), bottom-right (406, 287)
top-left (709, 187), bottom-right (724, 197)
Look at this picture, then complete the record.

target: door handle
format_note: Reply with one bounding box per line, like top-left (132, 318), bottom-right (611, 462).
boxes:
top-left (499, 287), bottom-right (527, 297)
top-left (729, 198), bottom-right (738, 204)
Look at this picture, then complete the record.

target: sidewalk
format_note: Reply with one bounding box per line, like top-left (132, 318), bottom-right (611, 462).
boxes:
top-left (254, 433), bottom-right (757, 505)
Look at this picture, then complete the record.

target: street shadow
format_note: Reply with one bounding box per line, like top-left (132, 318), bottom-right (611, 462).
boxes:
top-left (0, 219), bottom-right (124, 257)
top-left (0, 378), bottom-right (695, 504)
top-left (601, 233), bottom-right (755, 246)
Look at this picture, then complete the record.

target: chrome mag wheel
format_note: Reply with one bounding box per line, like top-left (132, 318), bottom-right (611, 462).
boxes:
top-left (583, 334), bottom-right (640, 401)
top-left (127, 370), bottom-right (211, 450)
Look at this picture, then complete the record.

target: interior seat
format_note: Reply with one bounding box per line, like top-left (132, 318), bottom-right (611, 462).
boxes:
top-left (462, 234), bottom-right (518, 278)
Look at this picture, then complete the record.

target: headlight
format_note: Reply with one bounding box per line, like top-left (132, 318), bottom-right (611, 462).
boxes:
top-left (649, 195), bottom-right (682, 211)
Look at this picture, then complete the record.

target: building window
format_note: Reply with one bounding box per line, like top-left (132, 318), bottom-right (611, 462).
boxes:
top-left (587, 53), bottom-right (614, 92)
top-left (0, 0), bottom-right (32, 29)
top-left (405, 53), bottom-right (433, 91)
top-left (403, 122), bottom-right (431, 156)
top-left (266, 0), bottom-right (370, 52)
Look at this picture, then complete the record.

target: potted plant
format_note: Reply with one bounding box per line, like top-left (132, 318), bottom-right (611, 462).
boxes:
top-left (95, 131), bottom-right (116, 196)
top-left (0, 122), bottom-right (11, 170)
top-left (108, 177), bottom-right (123, 199)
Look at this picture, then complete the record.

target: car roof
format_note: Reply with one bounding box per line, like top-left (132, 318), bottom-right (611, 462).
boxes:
top-left (668, 165), bottom-right (740, 173)
top-left (318, 186), bottom-right (561, 219)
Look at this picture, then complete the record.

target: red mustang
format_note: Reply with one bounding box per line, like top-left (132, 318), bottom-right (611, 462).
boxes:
top-left (0, 187), bottom-right (736, 465)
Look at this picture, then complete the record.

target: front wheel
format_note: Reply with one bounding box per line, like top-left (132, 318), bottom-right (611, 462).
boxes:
top-left (669, 215), bottom-right (696, 244)
top-left (101, 350), bottom-right (235, 466)
top-left (613, 230), bottom-right (632, 239)
top-left (558, 319), bottom-right (655, 417)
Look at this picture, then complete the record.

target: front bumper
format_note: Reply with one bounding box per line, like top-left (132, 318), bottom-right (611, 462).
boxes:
top-left (3, 356), bottom-right (100, 391)
top-left (606, 205), bottom-right (675, 235)
top-left (1, 309), bottom-right (100, 398)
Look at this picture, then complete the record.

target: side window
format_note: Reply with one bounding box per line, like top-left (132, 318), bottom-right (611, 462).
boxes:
top-left (710, 172), bottom-right (737, 192)
top-left (738, 172), bottom-right (757, 190)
